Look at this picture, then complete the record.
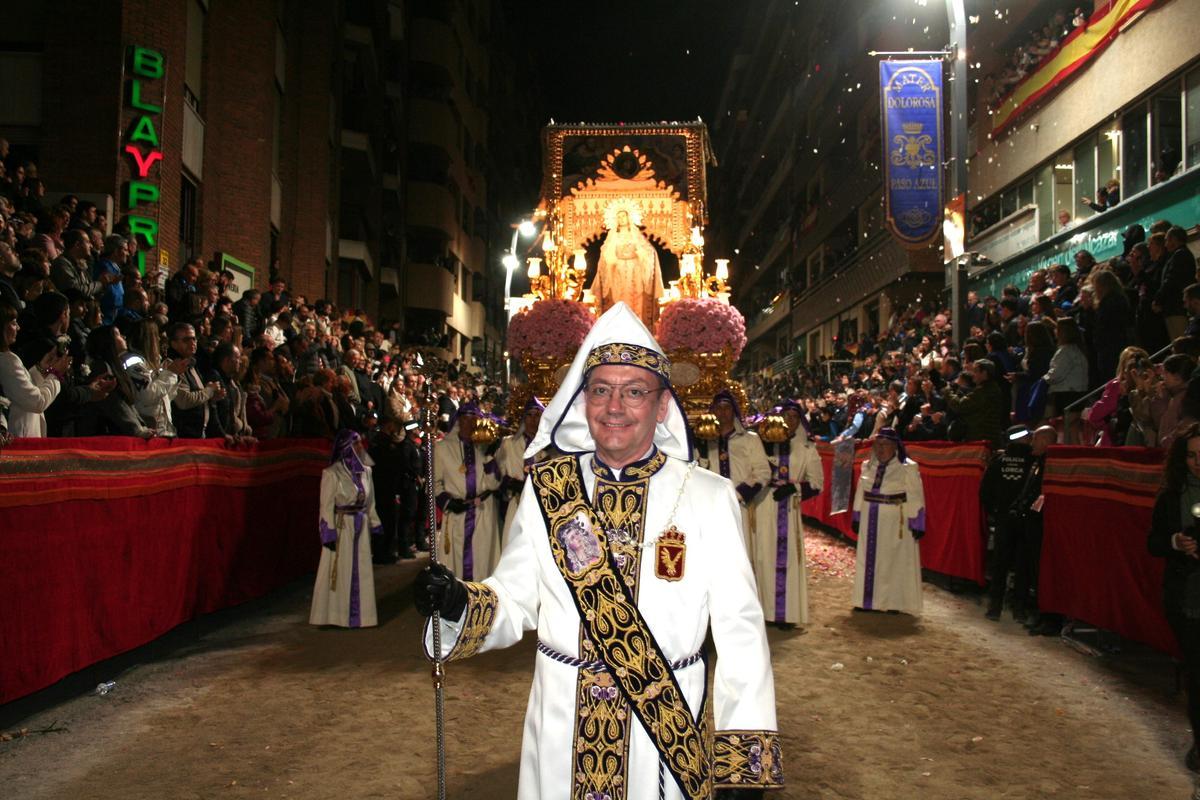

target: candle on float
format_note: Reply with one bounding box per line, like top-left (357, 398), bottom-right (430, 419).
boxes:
top-left (715, 258), bottom-right (730, 281)
top-left (527, 257), bottom-right (542, 279)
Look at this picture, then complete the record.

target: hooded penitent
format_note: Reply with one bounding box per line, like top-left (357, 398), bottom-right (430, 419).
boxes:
top-left (524, 302), bottom-right (690, 462)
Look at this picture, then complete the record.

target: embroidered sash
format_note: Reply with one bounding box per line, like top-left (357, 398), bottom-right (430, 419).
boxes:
top-left (530, 455), bottom-right (709, 800)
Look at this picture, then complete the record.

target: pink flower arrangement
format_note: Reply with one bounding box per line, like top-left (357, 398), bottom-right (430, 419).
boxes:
top-left (656, 298), bottom-right (747, 360)
top-left (507, 299), bottom-right (596, 360)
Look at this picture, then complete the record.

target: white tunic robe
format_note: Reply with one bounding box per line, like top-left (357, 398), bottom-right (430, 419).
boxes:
top-left (753, 434), bottom-right (824, 625)
top-left (696, 427), bottom-right (771, 552)
top-left (851, 456), bottom-right (926, 616)
top-left (434, 435), bottom-right (501, 581)
top-left (309, 462), bottom-right (380, 627)
top-left (497, 432), bottom-right (549, 549)
top-left (426, 453), bottom-right (780, 799)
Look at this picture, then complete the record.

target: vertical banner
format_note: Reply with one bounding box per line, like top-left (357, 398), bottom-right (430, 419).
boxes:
top-left (828, 439), bottom-right (857, 515)
top-left (880, 60), bottom-right (943, 249)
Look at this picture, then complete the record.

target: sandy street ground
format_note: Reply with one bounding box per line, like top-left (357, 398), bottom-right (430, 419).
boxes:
top-left (1, 529), bottom-right (1194, 800)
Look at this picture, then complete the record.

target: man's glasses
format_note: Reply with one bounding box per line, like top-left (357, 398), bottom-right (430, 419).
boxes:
top-left (583, 382), bottom-right (664, 408)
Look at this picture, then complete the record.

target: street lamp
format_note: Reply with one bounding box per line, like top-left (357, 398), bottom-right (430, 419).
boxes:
top-left (502, 219), bottom-right (537, 383)
top-left (503, 219), bottom-right (537, 318)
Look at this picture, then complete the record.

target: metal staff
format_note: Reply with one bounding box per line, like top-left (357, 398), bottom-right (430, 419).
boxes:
top-left (419, 369), bottom-right (447, 800)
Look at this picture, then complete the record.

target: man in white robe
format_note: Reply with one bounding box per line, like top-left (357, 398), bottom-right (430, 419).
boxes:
top-left (753, 399), bottom-right (822, 629)
top-left (433, 402), bottom-right (501, 581)
top-left (310, 430), bottom-right (381, 627)
top-left (696, 390), bottom-right (770, 552)
top-left (416, 303), bottom-right (782, 799)
top-left (851, 427), bottom-right (926, 616)
top-left (497, 396), bottom-right (551, 549)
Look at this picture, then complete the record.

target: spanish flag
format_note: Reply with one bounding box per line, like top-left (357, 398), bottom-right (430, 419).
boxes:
top-left (991, 0), bottom-right (1157, 138)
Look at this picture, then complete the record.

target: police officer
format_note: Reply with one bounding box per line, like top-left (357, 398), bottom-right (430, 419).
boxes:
top-left (1019, 426), bottom-right (1059, 635)
top-left (979, 424), bottom-right (1038, 621)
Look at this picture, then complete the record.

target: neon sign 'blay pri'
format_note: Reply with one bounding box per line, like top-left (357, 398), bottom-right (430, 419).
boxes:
top-left (123, 46), bottom-right (165, 274)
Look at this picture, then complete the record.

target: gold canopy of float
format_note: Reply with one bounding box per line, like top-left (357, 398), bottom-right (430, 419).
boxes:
top-left (504, 122), bottom-right (747, 426)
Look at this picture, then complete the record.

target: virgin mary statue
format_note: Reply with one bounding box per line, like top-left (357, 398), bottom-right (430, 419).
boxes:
top-left (590, 201), bottom-right (665, 328)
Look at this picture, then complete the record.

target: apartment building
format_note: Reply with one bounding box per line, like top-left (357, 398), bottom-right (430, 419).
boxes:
top-left (964, 0), bottom-right (1200, 299)
top-left (0, 0), bottom-right (410, 323)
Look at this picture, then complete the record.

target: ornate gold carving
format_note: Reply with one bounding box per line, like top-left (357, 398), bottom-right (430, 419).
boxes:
top-left (445, 582), bottom-right (498, 661)
top-left (712, 730), bottom-right (785, 788)
top-left (541, 123), bottom-right (713, 257)
top-left (664, 348), bottom-right (749, 425)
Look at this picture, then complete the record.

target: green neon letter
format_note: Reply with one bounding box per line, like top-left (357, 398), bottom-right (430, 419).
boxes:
top-left (129, 115), bottom-right (159, 147)
top-left (130, 80), bottom-right (162, 114)
top-left (129, 216), bottom-right (158, 248)
top-left (127, 181), bottom-right (160, 208)
top-left (131, 47), bottom-right (164, 80)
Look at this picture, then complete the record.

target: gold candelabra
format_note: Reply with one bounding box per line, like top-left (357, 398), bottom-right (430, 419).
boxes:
top-left (526, 203), bottom-right (588, 304)
top-left (664, 225), bottom-right (731, 303)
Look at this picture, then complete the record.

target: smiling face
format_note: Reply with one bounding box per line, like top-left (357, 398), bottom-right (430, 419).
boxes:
top-left (583, 364), bottom-right (670, 470)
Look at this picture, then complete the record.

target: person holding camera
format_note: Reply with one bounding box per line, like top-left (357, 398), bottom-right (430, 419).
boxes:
top-left (1149, 422), bottom-right (1200, 772)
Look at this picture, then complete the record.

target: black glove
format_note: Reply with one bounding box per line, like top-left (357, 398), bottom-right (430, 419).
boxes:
top-left (414, 563), bottom-right (468, 622)
top-left (772, 483), bottom-right (798, 501)
top-left (735, 483), bottom-right (759, 505)
top-left (718, 789), bottom-right (764, 799)
top-left (485, 439), bottom-right (502, 457)
top-left (911, 528), bottom-right (925, 541)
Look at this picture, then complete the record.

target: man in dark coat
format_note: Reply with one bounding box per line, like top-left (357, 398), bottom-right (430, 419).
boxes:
top-left (980, 426), bottom-right (1038, 621)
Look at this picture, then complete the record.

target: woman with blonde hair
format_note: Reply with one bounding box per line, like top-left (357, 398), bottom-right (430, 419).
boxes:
top-left (1083, 345), bottom-right (1148, 446)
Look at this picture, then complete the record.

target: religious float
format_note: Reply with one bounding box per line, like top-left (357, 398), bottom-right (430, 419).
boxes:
top-left (505, 122), bottom-right (748, 428)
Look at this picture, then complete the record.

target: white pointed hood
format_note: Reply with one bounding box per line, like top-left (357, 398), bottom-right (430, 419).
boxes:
top-left (524, 302), bottom-right (691, 462)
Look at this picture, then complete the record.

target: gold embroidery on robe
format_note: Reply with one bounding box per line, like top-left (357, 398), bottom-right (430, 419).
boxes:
top-left (444, 582), bottom-right (498, 661)
top-left (531, 456), bottom-right (709, 800)
top-left (712, 730), bottom-right (785, 789)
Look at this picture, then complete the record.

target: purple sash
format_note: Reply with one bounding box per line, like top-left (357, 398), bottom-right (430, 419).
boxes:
top-left (717, 434), bottom-right (731, 479)
top-left (774, 443), bottom-right (790, 621)
top-left (463, 442), bottom-right (477, 581)
top-left (336, 475), bottom-right (367, 627)
top-left (863, 463), bottom-right (887, 610)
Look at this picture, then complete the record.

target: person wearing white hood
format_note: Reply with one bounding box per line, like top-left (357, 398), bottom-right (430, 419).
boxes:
top-left (433, 401), bottom-right (502, 581)
top-left (754, 399), bottom-right (823, 630)
top-left (496, 395), bottom-right (552, 550)
top-left (696, 389), bottom-right (771, 554)
top-left (415, 303), bottom-right (783, 799)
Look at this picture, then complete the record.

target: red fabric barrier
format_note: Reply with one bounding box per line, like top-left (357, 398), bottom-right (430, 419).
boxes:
top-left (1039, 446), bottom-right (1177, 656)
top-left (0, 438), bottom-right (327, 704)
top-left (801, 441), bottom-right (990, 584)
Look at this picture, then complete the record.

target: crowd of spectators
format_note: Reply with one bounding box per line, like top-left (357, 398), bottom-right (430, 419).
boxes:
top-left (983, 4), bottom-right (1086, 108)
top-left (745, 217), bottom-right (1200, 449)
top-left (0, 144), bottom-right (503, 449)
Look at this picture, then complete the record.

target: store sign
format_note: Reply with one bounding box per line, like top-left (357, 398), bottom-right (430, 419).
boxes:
top-left (121, 46), bottom-right (165, 274)
top-left (880, 60), bottom-right (943, 249)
